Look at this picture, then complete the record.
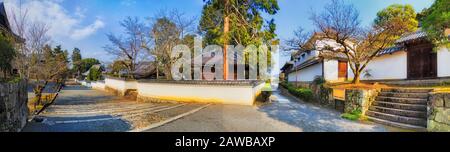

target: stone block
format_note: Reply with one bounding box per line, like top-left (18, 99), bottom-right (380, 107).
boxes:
top-left (434, 108), bottom-right (450, 125)
top-left (444, 94), bottom-right (450, 108)
top-left (0, 102), bottom-right (5, 113)
top-left (428, 120), bottom-right (450, 132)
top-left (430, 94), bottom-right (444, 107)
top-left (0, 81), bottom-right (29, 132)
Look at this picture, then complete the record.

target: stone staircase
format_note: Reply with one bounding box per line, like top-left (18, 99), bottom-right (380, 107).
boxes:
top-left (366, 88), bottom-right (432, 131)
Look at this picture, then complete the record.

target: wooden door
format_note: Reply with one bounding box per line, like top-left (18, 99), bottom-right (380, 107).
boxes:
top-left (407, 43), bottom-right (437, 79)
top-left (338, 61), bottom-right (348, 80)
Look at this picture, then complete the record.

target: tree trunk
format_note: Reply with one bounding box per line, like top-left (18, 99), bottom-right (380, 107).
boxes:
top-left (223, 15), bottom-right (230, 80)
top-left (164, 65), bottom-right (172, 80)
top-left (33, 81), bottom-right (48, 114)
top-left (156, 65), bottom-right (159, 80)
top-left (353, 71), bottom-right (361, 84)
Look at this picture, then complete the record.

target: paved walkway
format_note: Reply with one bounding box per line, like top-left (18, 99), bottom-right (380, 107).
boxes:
top-left (23, 85), bottom-right (206, 132)
top-left (23, 85), bottom-right (392, 132)
top-left (147, 91), bottom-right (390, 132)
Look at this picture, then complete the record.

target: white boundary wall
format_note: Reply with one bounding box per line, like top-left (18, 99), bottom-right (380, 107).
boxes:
top-left (105, 77), bottom-right (138, 96)
top-left (91, 81), bottom-right (106, 90)
top-left (323, 60), bottom-right (339, 82)
top-left (348, 51), bottom-right (408, 80)
top-left (137, 81), bottom-right (265, 106)
top-left (287, 62), bottom-right (323, 82)
top-left (438, 47), bottom-right (450, 77)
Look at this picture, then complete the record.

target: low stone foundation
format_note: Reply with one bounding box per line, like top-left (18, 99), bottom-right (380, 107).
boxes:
top-left (310, 84), bottom-right (334, 107)
top-left (345, 89), bottom-right (379, 115)
top-left (428, 93), bottom-right (450, 132)
top-left (105, 86), bottom-right (123, 96)
top-left (0, 80), bottom-right (29, 132)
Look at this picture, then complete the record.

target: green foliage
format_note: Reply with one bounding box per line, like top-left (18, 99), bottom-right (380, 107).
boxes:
top-left (280, 82), bottom-right (313, 102)
top-left (71, 48), bottom-right (82, 75)
top-left (420, 0), bottom-right (450, 48)
top-left (87, 67), bottom-right (102, 81)
top-left (341, 109), bottom-right (362, 121)
top-left (108, 60), bottom-right (128, 75)
top-left (312, 76), bottom-right (326, 85)
top-left (375, 4), bottom-right (418, 31)
top-left (80, 58), bottom-right (101, 73)
top-left (199, 0), bottom-right (279, 46)
top-left (374, 4), bottom-right (418, 41)
top-left (0, 32), bottom-right (16, 78)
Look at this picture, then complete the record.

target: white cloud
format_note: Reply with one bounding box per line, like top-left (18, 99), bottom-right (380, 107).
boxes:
top-left (71, 19), bottom-right (105, 40)
top-left (121, 0), bottom-right (136, 6)
top-left (5, 0), bottom-right (104, 40)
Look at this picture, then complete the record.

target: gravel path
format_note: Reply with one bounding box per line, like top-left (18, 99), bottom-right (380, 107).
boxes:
top-left (147, 91), bottom-right (390, 132)
top-left (22, 85), bottom-right (205, 132)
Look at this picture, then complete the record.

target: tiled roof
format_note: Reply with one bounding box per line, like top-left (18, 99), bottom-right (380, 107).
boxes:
top-left (377, 46), bottom-right (405, 56)
top-left (291, 58), bottom-right (321, 72)
top-left (396, 30), bottom-right (427, 43)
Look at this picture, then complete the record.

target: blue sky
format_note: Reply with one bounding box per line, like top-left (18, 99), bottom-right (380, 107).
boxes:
top-left (4, 0), bottom-right (434, 63)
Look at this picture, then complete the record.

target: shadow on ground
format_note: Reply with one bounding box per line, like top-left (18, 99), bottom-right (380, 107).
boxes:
top-left (257, 91), bottom-right (388, 132)
top-left (22, 115), bottom-right (132, 132)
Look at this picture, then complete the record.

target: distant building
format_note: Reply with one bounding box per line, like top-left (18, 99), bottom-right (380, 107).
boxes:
top-left (283, 33), bottom-right (349, 83)
top-left (282, 29), bottom-right (450, 83)
top-left (0, 2), bottom-right (24, 76)
top-left (82, 64), bottom-right (105, 80)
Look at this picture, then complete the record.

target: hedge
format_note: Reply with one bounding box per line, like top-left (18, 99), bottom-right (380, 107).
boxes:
top-left (280, 82), bottom-right (313, 102)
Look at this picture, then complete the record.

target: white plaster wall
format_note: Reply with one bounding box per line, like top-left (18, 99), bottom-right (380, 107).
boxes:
top-left (105, 78), bottom-right (126, 91)
top-left (287, 71), bottom-right (299, 82)
top-left (438, 47), bottom-right (450, 77)
top-left (348, 51), bottom-right (407, 80)
top-left (125, 81), bottom-right (138, 90)
top-left (137, 83), bottom-right (262, 106)
top-left (105, 78), bottom-right (137, 94)
top-left (91, 81), bottom-right (106, 90)
top-left (290, 63), bottom-right (323, 82)
top-left (297, 63), bottom-right (322, 82)
top-left (323, 60), bottom-right (339, 82)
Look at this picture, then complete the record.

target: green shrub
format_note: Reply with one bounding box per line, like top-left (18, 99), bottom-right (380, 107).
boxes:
top-left (289, 88), bottom-right (313, 102)
top-left (341, 109), bottom-right (362, 121)
top-left (280, 82), bottom-right (313, 102)
top-left (87, 68), bottom-right (102, 81)
top-left (312, 76), bottom-right (326, 85)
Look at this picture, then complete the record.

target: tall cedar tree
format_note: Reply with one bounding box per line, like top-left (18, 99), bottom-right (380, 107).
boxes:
top-left (200, 0), bottom-right (279, 46)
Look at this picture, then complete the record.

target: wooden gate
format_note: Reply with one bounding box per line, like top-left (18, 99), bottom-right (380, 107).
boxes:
top-left (407, 43), bottom-right (437, 79)
top-left (338, 61), bottom-right (348, 81)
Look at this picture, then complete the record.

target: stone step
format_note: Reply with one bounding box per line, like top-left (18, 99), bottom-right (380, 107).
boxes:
top-left (378, 92), bottom-right (429, 99)
top-left (381, 88), bottom-right (433, 93)
top-left (372, 101), bottom-right (427, 111)
top-left (366, 111), bottom-right (427, 127)
top-left (376, 96), bottom-right (427, 105)
top-left (369, 106), bottom-right (427, 118)
top-left (367, 116), bottom-right (427, 131)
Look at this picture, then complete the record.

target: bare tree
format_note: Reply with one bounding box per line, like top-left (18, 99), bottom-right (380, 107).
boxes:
top-left (285, 27), bottom-right (313, 51)
top-left (9, 5), bottom-right (68, 114)
top-left (104, 17), bottom-right (148, 79)
top-left (143, 10), bottom-right (196, 80)
top-left (307, 0), bottom-right (410, 84)
top-left (29, 45), bottom-right (69, 113)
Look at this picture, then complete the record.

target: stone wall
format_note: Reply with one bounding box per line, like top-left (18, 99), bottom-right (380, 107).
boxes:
top-left (428, 93), bottom-right (450, 132)
top-left (310, 84), bottom-right (334, 107)
top-left (345, 89), bottom-right (379, 115)
top-left (0, 80), bottom-right (29, 132)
